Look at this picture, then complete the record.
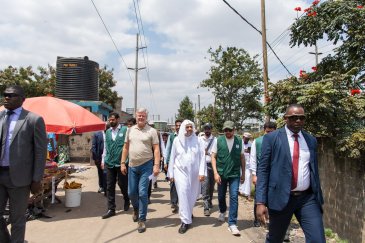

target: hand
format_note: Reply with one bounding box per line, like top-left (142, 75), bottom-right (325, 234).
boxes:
top-left (199, 175), bottom-right (205, 182)
top-left (170, 177), bottom-right (174, 182)
top-left (121, 164), bottom-right (127, 175)
top-left (256, 204), bottom-right (269, 226)
top-left (252, 175), bottom-right (257, 185)
top-left (214, 173), bottom-right (221, 184)
top-left (164, 164), bottom-right (168, 172)
top-left (30, 181), bottom-right (42, 194)
top-left (101, 163), bottom-right (104, 170)
top-left (240, 175), bottom-right (245, 183)
top-left (153, 164), bottom-right (160, 176)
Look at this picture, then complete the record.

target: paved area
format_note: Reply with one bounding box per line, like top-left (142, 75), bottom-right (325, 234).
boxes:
top-left (23, 163), bottom-right (303, 243)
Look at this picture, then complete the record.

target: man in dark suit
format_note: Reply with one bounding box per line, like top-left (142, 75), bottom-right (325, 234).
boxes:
top-left (0, 85), bottom-right (47, 243)
top-left (256, 104), bottom-right (325, 243)
top-left (92, 130), bottom-right (106, 194)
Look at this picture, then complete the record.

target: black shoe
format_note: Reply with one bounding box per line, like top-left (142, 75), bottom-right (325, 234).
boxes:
top-left (253, 220), bottom-right (260, 227)
top-left (171, 204), bottom-right (178, 213)
top-left (148, 198), bottom-right (151, 204)
top-left (153, 182), bottom-right (158, 188)
top-left (178, 223), bottom-right (189, 234)
top-left (204, 209), bottom-right (210, 216)
top-left (133, 209), bottom-right (139, 222)
top-left (101, 210), bottom-right (115, 219)
top-left (137, 221), bottom-right (146, 233)
top-left (124, 200), bottom-right (130, 211)
top-left (208, 201), bottom-right (213, 209)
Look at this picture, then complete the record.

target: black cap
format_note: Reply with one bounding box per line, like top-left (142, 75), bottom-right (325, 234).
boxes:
top-left (203, 123), bottom-right (212, 129)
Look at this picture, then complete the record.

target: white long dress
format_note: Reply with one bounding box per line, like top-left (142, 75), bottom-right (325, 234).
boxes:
top-left (167, 125), bottom-right (206, 224)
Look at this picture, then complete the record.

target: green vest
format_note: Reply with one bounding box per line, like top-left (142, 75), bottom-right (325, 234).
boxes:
top-left (255, 135), bottom-right (264, 164)
top-left (216, 135), bottom-right (242, 179)
top-left (104, 126), bottom-right (127, 168)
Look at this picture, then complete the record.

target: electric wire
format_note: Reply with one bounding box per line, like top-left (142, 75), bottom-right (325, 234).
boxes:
top-left (90, 0), bottom-right (134, 88)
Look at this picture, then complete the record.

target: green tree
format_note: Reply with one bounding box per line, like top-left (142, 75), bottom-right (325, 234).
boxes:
top-left (0, 65), bottom-right (118, 108)
top-left (196, 104), bottom-right (225, 133)
top-left (200, 46), bottom-right (263, 130)
top-left (98, 65), bottom-right (118, 108)
top-left (267, 0), bottom-right (365, 158)
top-left (176, 96), bottom-right (195, 121)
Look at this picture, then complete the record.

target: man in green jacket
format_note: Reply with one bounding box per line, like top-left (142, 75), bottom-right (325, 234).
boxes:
top-left (101, 112), bottom-right (130, 219)
top-left (211, 121), bottom-right (245, 236)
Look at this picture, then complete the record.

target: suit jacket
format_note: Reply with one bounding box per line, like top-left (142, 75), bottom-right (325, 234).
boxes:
top-left (91, 131), bottom-right (104, 161)
top-left (256, 127), bottom-right (324, 211)
top-left (0, 108), bottom-right (47, 187)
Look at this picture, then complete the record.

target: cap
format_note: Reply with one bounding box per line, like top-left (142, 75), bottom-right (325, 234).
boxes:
top-left (223, 121), bottom-right (234, 130)
top-left (203, 123), bottom-right (212, 129)
top-left (243, 132), bottom-right (252, 138)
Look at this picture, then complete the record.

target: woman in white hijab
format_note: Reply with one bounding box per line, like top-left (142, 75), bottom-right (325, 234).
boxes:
top-left (167, 119), bottom-right (206, 234)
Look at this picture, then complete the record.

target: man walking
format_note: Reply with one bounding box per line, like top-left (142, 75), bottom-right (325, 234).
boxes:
top-left (211, 121), bottom-right (245, 236)
top-left (101, 112), bottom-right (130, 219)
top-left (0, 85), bottom-right (47, 243)
top-left (256, 104), bottom-right (325, 243)
top-left (199, 123), bottom-right (216, 216)
top-left (92, 129), bottom-right (106, 195)
top-left (239, 132), bottom-right (252, 199)
top-left (121, 108), bottom-right (160, 233)
top-left (164, 119), bottom-right (182, 213)
top-left (249, 121), bottom-right (277, 227)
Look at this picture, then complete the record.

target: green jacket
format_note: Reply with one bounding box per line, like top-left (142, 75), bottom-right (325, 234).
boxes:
top-left (104, 126), bottom-right (127, 168)
top-left (216, 135), bottom-right (242, 179)
top-left (255, 135), bottom-right (264, 164)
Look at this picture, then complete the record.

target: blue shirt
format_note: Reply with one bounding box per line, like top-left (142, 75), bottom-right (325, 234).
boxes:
top-left (0, 107), bottom-right (22, 167)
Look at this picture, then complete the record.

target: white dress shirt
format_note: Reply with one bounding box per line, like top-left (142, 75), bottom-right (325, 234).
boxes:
top-left (285, 126), bottom-right (311, 191)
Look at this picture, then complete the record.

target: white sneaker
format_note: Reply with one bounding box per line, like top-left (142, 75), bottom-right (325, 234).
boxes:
top-left (228, 225), bottom-right (241, 236)
top-left (218, 212), bottom-right (226, 222)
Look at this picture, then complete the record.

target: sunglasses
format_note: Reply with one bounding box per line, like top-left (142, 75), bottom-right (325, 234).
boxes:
top-left (3, 93), bottom-right (20, 98)
top-left (224, 128), bottom-right (233, 132)
top-left (286, 115), bottom-right (306, 121)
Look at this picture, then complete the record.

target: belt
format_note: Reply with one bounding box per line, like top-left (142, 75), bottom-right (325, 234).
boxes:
top-left (0, 166), bottom-right (10, 171)
top-left (290, 188), bottom-right (312, 196)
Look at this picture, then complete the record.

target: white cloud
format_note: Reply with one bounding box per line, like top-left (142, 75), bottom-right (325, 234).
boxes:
top-left (0, 0), bottom-right (333, 121)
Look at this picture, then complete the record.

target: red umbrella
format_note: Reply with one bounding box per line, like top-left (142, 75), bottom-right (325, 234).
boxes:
top-left (1, 96), bottom-right (105, 134)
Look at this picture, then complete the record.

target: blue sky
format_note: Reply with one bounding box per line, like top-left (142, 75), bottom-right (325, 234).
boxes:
top-left (0, 0), bottom-right (334, 122)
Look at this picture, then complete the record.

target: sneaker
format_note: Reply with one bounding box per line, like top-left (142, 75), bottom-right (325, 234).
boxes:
top-left (228, 225), bottom-right (241, 236)
top-left (218, 212), bottom-right (226, 222)
top-left (204, 209), bottom-right (210, 217)
top-left (137, 221), bottom-right (146, 233)
top-left (253, 220), bottom-right (261, 227)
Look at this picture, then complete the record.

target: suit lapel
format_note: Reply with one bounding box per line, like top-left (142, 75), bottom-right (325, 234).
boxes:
top-left (279, 127), bottom-right (292, 165)
top-left (0, 111), bottom-right (6, 139)
top-left (302, 131), bottom-right (315, 169)
top-left (10, 109), bottom-right (28, 145)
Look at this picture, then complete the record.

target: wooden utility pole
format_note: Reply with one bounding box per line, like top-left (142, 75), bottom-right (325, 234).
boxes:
top-left (128, 33), bottom-right (145, 117)
top-left (261, 0), bottom-right (270, 122)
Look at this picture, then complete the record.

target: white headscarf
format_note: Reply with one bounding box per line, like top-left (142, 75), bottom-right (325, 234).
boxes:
top-left (177, 119), bottom-right (198, 148)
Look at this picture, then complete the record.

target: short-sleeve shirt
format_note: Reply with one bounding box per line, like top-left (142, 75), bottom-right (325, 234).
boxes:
top-left (125, 124), bottom-right (159, 167)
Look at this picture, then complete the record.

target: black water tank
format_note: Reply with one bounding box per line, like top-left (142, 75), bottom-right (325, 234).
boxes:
top-left (55, 56), bottom-right (99, 100)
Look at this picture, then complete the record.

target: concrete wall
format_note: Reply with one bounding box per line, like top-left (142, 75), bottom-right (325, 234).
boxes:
top-left (317, 138), bottom-right (365, 243)
top-left (69, 132), bottom-right (94, 163)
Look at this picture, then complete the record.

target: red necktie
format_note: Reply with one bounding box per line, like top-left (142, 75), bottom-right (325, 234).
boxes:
top-left (291, 134), bottom-right (299, 190)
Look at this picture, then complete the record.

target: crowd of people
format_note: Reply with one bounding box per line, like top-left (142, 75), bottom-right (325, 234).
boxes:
top-left (0, 84), bottom-right (325, 243)
top-left (90, 104), bottom-right (326, 243)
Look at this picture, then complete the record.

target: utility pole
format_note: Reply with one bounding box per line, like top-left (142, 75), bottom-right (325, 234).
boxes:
top-left (198, 95), bottom-right (201, 130)
top-left (309, 42), bottom-right (322, 66)
top-left (261, 0), bottom-right (270, 122)
top-left (128, 33), bottom-right (146, 117)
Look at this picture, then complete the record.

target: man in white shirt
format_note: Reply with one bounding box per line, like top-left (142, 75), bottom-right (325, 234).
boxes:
top-left (199, 123), bottom-right (216, 216)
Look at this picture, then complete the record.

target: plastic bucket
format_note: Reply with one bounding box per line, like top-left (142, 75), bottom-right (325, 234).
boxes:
top-left (65, 188), bottom-right (82, 207)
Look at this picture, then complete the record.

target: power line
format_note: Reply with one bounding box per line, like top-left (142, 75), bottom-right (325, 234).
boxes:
top-left (90, 0), bottom-right (134, 88)
top-left (222, 0), bottom-right (294, 77)
top-left (132, 0), bottom-right (159, 117)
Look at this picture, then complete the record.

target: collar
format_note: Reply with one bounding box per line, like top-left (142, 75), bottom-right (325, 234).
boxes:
top-left (284, 125), bottom-right (303, 138)
top-left (110, 124), bottom-right (121, 131)
top-left (5, 107), bottom-right (23, 116)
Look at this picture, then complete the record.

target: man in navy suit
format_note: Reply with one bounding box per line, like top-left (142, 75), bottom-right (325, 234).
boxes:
top-left (256, 104), bottom-right (325, 243)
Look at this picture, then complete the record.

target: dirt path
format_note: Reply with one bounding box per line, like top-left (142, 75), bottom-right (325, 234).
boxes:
top-left (24, 163), bottom-right (305, 243)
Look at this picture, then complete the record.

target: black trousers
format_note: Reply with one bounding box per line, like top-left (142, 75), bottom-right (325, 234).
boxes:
top-left (170, 181), bottom-right (178, 205)
top-left (106, 166), bottom-right (129, 211)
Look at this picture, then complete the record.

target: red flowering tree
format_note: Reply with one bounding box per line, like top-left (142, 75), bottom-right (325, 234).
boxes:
top-left (267, 0), bottom-right (365, 158)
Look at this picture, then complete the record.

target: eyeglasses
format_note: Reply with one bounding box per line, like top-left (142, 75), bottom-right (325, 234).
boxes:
top-left (286, 115), bottom-right (306, 121)
top-left (3, 93), bottom-right (20, 98)
top-left (224, 128), bottom-right (233, 132)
